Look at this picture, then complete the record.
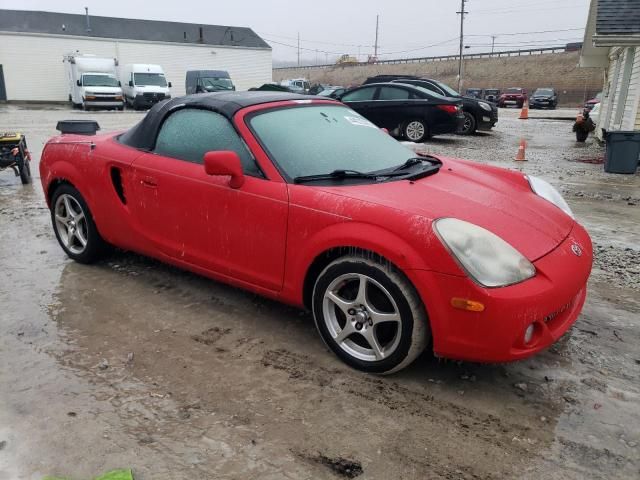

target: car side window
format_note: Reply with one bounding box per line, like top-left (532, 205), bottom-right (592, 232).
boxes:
top-left (423, 83), bottom-right (441, 94)
top-left (378, 87), bottom-right (410, 100)
top-left (154, 109), bottom-right (262, 177)
top-left (341, 87), bottom-right (376, 101)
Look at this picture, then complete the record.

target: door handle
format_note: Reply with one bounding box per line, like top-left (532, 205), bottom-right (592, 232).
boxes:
top-left (140, 176), bottom-right (158, 188)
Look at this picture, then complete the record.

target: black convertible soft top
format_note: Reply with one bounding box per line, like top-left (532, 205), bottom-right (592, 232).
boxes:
top-left (119, 91), bottom-right (312, 150)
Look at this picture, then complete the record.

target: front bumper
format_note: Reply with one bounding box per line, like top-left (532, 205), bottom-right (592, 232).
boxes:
top-left (408, 222), bottom-right (592, 363)
top-left (84, 100), bottom-right (124, 108)
top-left (530, 99), bottom-right (554, 108)
top-left (477, 107), bottom-right (498, 130)
top-left (131, 93), bottom-right (169, 108)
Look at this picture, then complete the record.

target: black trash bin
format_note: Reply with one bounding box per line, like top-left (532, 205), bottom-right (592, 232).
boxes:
top-left (604, 131), bottom-right (640, 174)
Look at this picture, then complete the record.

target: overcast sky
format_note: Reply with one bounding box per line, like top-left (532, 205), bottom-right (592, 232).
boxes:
top-left (1, 0), bottom-right (591, 64)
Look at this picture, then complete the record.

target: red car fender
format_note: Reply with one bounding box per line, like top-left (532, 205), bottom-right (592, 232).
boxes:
top-left (281, 219), bottom-right (447, 306)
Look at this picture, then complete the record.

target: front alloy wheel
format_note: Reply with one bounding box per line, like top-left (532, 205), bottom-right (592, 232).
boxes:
top-left (313, 256), bottom-right (429, 374)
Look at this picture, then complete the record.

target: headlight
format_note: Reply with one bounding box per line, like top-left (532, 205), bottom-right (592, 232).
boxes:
top-left (478, 101), bottom-right (492, 112)
top-left (434, 218), bottom-right (536, 288)
top-left (526, 175), bottom-right (574, 218)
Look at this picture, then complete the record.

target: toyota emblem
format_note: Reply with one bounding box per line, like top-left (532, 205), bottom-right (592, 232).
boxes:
top-left (571, 243), bottom-right (582, 257)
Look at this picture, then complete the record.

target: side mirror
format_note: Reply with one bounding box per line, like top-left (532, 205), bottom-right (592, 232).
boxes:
top-left (168, 81), bottom-right (172, 88)
top-left (76, 80), bottom-right (81, 86)
top-left (128, 80), bottom-right (134, 87)
top-left (118, 81), bottom-right (122, 87)
top-left (203, 151), bottom-right (244, 188)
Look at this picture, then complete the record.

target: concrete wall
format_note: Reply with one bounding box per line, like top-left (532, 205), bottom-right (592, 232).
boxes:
top-left (274, 51), bottom-right (604, 106)
top-left (0, 32), bottom-right (272, 101)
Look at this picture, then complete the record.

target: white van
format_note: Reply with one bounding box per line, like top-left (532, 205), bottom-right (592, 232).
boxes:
top-left (119, 64), bottom-right (172, 109)
top-left (63, 54), bottom-right (124, 110)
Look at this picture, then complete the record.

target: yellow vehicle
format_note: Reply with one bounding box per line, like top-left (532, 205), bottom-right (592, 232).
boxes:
top-left (0, 132), bottom-right (32, 184)
top-left (336, 54), bottom-right (358, 66)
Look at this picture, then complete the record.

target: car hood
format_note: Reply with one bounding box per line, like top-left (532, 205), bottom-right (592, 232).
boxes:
top-left (315, 158), bottom-right (573, 261)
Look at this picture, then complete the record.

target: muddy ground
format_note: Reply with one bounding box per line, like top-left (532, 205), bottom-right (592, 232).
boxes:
top-left (0, 104), bottom-right (639, 480)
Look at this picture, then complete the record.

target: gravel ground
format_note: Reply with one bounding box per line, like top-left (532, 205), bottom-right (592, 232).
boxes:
top-left (0, 104), bottom-right (639, 480)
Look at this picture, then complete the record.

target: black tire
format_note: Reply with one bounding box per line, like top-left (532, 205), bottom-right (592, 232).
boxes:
top-left (460, 111), bottom-right (477, 135)
top-left (19, 159), bottom-right (31, 185)
top-left (312, 255), bottom-right (430, 374)
top-left (403, 119), bottom-right (429, 143)
top-left (50, 184), bottom-right (108, 264)
top-left (576, 129), bottom-right (589, 142)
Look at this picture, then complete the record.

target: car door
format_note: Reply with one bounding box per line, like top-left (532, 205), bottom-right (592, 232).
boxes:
top-left (340, 86), bottom-right (378, 123)
top-left (373, 86), bottom-right (418, 129)
top-left (128, 108), bottom-right (288, 291)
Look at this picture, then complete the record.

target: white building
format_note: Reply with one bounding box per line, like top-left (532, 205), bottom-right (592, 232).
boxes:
top-left (580, 0), bottom-right (640, 138)
top-left (0, 9), bottom-right (272, 102)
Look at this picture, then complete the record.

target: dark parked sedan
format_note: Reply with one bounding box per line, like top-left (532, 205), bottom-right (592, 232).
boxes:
top-left (529, 88), bottom-right (558, 109)
top-left (338, 83), bottom-right (464, 142)
top-left (390, 78), bottom-right (498, 135)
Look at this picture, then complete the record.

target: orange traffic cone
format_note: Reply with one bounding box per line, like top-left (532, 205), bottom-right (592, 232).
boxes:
top-left (515, 139), bottom-right (527, 161)
top-left (519, 100), bottom-right (529, 120)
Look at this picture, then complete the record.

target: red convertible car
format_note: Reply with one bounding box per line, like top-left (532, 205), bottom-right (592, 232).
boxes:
top-left (40, 92), bottom-right (592, 374)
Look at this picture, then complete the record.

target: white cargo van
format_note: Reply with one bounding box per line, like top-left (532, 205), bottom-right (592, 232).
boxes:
top-left (119, 64), bottom-right (172, 109)
top-left (63, 54), bottom-right (124, 110)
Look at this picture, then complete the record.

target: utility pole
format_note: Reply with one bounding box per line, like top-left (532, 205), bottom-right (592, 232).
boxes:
top-left (456, 0), bottom-right (467, 92)
top-left (491, 35), bottom-right (497, 54)
top-left (297, 32), bottom-right (300, 67)
top-left (374, 15), bottom-right (379, 59)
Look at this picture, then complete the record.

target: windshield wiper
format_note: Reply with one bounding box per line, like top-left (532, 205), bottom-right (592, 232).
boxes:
top-left (293, 169), bottom-right (404, 184)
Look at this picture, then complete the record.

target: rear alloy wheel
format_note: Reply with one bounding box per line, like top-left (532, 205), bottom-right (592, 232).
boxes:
top-left (313, 256), bottom-right (430, 374)
top-left (19, 159), bottom-right (32, 185)
top-left (461, 111), bottom-right (477, 135)
top-left (404, 119), bottom-right (428, 143)
top-left (51, 185), bottom-right (107, 263)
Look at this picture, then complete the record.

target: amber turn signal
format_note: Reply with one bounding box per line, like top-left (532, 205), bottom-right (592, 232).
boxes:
top-left (451, 297), bottom-right (485, 312)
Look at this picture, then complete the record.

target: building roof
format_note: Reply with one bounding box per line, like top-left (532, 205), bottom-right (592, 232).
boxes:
top-left (0, 9), bottom-right (270, 49)
top-left (119, 91), bottom-right (315, 150)
top-left (596, 0), bottom-right (640, 36)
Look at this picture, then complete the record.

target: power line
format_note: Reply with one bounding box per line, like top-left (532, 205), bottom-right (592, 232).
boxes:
top-left (256, 31), bottom-right (374, 48)
top-left (466, 27), bottom-right (584, 37)
top-left (473, 3), bottom-right (585, 16)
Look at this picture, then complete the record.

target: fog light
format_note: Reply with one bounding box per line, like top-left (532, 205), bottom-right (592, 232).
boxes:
top-left (524, 324), bottom-right (535, 344)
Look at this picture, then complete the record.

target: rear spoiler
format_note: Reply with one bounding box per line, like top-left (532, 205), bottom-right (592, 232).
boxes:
top-left (56, 120), bottom-right (100, 136)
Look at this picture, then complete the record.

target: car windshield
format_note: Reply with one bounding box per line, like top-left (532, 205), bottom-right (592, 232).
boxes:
top-left (82, 74), bottom-right (119, 87)
top-left (485, 89), bottom-right (499, 94)
top-left (431, 80), bottom-right (460, 97)
top-left (250, 104), bottom-right (422, 181)
top-left (134, 73), bottom-right (167, 87)
top-left (506, 88), bottom-right (523, 94)
top-left (534, 89), bottom-right (553, 95)
top-left (318, 89), bottom-right (336, 96)
top-left (200, 77), bottom-right (234, 90)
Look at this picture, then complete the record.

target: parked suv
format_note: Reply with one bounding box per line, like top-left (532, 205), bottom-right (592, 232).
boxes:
top-left (390, 78), bottom-right (498, 135)
top-left (484, 88), bottom-right (501, 103)
top-left (498, 88), bottom-right (527, 108)
top-left (337, 83), bottom-right (464, 142)
top-left (529, 88), bottom-right (558, 109)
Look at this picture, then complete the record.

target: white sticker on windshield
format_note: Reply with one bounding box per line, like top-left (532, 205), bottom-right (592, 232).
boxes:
top-left (344, 115), bottom-right (377, 128)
